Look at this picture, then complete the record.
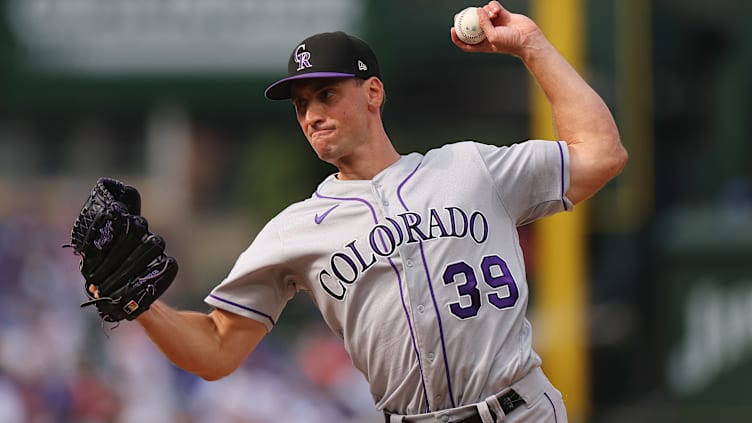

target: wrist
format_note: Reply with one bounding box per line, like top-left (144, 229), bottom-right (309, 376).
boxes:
top-left (517, 30), bottom-right (551, 63)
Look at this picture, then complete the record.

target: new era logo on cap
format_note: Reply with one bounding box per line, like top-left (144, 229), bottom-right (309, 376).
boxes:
top-left (265, 31), bottom-right (381, 100)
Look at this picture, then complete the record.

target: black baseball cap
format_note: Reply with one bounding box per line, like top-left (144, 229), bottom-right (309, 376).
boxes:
top-left (264, 31), bottom-right (381, 100)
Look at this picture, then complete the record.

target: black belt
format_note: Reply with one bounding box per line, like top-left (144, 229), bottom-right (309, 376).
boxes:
top-left (384, 389), bottom-right (525, 423)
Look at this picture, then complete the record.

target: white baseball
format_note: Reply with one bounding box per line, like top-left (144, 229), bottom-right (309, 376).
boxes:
top-left (454, 7), bottom-right (486, 45)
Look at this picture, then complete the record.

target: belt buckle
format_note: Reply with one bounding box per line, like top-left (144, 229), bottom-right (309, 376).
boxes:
top-left (498, 389), bottom-right (524, 415)
top-left (501, 395), bottom-right (515, 412)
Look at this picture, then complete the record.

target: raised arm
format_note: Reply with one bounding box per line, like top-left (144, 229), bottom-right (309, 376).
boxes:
top-left (452, 1), bottom-right (627, 204)
top-left (137, 300), bottom-right (267, 381)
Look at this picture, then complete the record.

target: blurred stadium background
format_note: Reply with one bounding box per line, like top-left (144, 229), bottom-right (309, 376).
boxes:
top-left (1, 0), bottom-right (751, 422)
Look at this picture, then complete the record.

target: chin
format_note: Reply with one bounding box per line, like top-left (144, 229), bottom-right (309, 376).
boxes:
top-left (311, 142), bottom-right (335, 161)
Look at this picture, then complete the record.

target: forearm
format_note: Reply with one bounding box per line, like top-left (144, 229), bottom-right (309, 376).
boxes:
top-left (454, 2), bottom-right (627, 203)
top-left (522, 36), bottom-right (610, 138)
top-left (137, 300), bottom-right (265, 380)
top-left (521, 32), bottom-right (626, 203)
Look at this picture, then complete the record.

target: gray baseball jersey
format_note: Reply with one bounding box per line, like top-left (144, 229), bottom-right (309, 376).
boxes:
top-left (205, 140), bottom-right (572, 415)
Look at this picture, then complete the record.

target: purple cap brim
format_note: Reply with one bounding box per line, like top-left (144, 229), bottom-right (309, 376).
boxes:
top-left (264, 72), bottom-right (356, 100)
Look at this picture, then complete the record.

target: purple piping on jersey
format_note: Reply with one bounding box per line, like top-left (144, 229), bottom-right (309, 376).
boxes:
top-left (208, 294), bottom-right (276, 326)
top-left (395, 162), bottom-right (421, 211)
top-left (387, 256), bottom-right (432, 413)
top-left (556, 141), bottom-right (569, 211)
top-left (314, 192), bottom-right (378, 222)
top-left (544, 392), bottom-right (558, 423)
top-left (396, 160), bottom-right (458, 410)
top-left (314, 188), bottom-right (431, 411)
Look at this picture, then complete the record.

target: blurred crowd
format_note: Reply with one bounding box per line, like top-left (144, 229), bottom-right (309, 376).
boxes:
top-left (0, 213), bottom-right (382, 423)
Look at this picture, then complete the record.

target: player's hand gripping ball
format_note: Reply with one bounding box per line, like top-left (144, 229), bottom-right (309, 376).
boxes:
top-left (454, 7), bottom-right (487, 45)
top-left (65, 177), bottom-right (178, 323)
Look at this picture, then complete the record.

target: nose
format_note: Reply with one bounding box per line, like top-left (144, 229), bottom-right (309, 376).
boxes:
top-left (302, 102), bottom-right (325, 127)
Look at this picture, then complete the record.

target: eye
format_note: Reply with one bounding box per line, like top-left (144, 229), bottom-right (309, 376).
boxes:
top-left (294, 99), bottom-right (307, 116)
top-left (318, 89), bottom-right (335, 101)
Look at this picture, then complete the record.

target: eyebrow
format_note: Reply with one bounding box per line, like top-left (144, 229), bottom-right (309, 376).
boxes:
top-left (291, 78), bottom-right (348, 99)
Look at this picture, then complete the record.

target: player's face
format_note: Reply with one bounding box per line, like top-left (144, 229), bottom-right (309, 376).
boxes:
top-left (290, 78), bottom-right (371, 167)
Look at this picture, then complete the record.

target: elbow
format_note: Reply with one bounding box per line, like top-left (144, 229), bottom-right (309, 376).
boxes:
top-left (595, 129), bottom-right (628, 181)
top-left (199, 372), bottom-right (226, 382)
top-left (595, 123), bottom-right (628, 180)
top-left (615, 141), bottom-right (629, 175)
top-left (566, 134), bottom-right (628, 205)
top-left (182, 358), bottom-right (240, 382)
top-left (609, 141), bottom-right (629, 179)
top-left (196, 366), bottom-right (236, 382)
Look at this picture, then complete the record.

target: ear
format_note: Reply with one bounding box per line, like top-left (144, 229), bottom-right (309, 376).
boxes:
top-left (363, 77), bottom-right (385, 112)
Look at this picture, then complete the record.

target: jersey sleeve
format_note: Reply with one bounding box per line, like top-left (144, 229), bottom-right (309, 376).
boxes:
top-left (475, 140), bottom-right (573, 226)
top-left (204, 217), bottom-right (297, 332)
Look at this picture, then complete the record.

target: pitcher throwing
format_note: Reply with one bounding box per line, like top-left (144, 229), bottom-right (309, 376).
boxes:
top-left (69, 2), bottom-right (626, 422)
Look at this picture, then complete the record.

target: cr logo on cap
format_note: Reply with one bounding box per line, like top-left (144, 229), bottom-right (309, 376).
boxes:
top-left (294, 44), bottom-right (313, 71)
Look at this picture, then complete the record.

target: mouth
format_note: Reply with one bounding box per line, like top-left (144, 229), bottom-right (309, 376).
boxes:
top-left (310, 128), bottom-right (335, 140)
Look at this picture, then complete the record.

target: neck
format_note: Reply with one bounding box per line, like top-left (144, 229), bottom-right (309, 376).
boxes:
top-left (335, 131), bottom-right (400, 180)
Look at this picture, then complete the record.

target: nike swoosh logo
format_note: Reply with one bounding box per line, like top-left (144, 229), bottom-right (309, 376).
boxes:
top-left (314, 205), bottom-right (339, 225)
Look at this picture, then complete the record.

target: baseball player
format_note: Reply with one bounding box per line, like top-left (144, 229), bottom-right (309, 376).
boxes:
top-left (134, 2), bottom-right (626, 422)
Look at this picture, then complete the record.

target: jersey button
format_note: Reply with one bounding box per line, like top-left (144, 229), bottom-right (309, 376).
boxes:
top-left (406, 259), bottom-right (413, 267)
top-left (426, 352), bottom-right (435, 362)
top-left (416, 305), bottom-right (425, 313)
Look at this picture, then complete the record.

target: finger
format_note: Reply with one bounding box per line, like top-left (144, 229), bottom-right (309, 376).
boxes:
top-left (87, 283), bottom-right (100, 298)
top-left (485, 1), bottom-right (511, 25)
top-left (450, 27), bottom-right (462, 44)
top-left (477, 5), bottom-right (497, 35)
top-left (450, 27), bottom-right (468, 48)
top-left (483, 1), bottom-right (499, 19)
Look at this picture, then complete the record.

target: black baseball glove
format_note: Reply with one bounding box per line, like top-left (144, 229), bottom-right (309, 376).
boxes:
top-left (65, 177), bottom-right (178, 322)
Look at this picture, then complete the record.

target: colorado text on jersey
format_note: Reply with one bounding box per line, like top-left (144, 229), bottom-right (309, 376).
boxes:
top-left (318, 206), bottom-right (489, 300)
